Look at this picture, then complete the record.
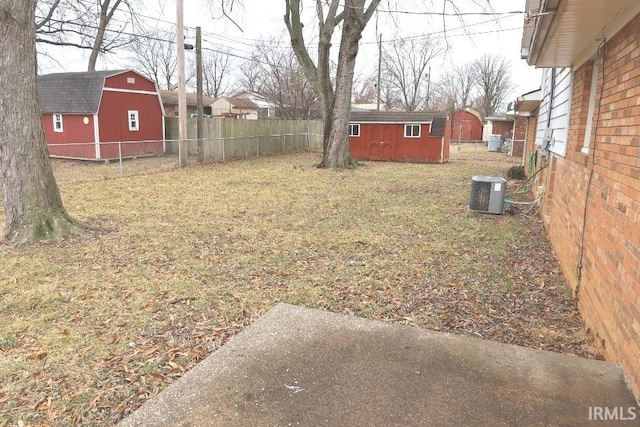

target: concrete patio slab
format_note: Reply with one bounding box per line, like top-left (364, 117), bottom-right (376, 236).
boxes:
top-left (120, 303), bottom-right (639, 426)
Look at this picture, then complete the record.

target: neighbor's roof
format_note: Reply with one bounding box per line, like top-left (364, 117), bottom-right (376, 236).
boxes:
top-left (38, 70), bottom-right (128, 114)
top-left (485, 116), bottom-right (514, 122)
top-left (225, 96), bottom-right (260, 110)
top-left (350, 111), bottom-right (448, 137)
top-left (232, 91), bottom-right (275, 109)
top-left (160, 90), bottom-right (215, 107)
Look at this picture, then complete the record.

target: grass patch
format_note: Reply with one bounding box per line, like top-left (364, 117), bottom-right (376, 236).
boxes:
top-left (0, 146), bottom-right (595, 425)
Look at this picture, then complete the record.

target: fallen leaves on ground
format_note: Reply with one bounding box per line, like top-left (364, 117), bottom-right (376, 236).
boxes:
top-left (0, 147), bottom-right (598, 425)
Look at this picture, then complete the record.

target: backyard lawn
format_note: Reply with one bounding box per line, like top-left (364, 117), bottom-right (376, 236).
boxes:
top-left (0, 146), bottom-right (597, 425)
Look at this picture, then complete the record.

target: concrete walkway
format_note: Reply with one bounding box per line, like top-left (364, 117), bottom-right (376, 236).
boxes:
top-left (120, 303), bottom-right (640, 426)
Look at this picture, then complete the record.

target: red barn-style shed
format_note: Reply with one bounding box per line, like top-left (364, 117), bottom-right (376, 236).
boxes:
top-left (38, 70), bottom-right (165, 160)
top-left (349, 111), bottom-right (450, 163)
top-left (452, 107), bottom-right (483, 142)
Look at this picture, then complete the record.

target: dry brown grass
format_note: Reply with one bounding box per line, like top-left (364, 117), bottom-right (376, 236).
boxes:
top-left (0, 146), bottom-right (596, 426)
top-left (50, 156), bottom-right (180, 185)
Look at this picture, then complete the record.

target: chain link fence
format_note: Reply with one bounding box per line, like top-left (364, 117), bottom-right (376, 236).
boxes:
top-left (48, 119), bottom-right (324, 185)
top-left (165, 132), bottom-right (323, 166)
top-left (49, 140), bottom-right (177, 185)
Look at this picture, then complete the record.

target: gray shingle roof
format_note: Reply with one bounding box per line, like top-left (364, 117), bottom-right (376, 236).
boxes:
top-left (159, 90), bottom-right (215, 107)
top-left (37, 70), bottom-right (127, 114)
top-left (350, 111), bottom-right (449, 137)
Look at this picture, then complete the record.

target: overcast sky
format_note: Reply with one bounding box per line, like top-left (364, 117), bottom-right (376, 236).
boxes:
top-left (39, 0), bottom-right (542, 98)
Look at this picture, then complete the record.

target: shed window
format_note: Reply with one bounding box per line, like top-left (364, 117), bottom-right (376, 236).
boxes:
top-left (128, 110), bottom-right (139, 131)
top-left (53, 114), bottom-right (63, 133)
top-left (349, 124), bottom-right (360, 137)
top-left (405, 124), bottom-right (421, 138)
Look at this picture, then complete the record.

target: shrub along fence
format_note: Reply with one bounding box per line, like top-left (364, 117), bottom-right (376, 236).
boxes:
top-left (165, 117), bottom-right (324, 163)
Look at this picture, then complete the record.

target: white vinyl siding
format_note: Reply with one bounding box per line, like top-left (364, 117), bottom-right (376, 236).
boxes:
top-left (582, 61), bottom-right (599, 154)
top-left (535, 68), bottom-right (572, 157)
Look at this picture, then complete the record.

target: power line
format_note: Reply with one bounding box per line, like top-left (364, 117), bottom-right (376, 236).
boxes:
top-left (361, 13), bottom-right (518, 45)
top-left (377, 9), bottom-right (524, 16)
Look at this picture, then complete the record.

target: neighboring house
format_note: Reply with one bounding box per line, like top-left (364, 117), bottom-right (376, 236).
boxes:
top-left (482, 116), bottom-right (514, 142)
top-left (508, 115), bottom-right (529, 158)
top-left (160, 90), bottom-right (214, 117)
top-left (210, 96), bottom-right (260, 120)
top-left (233, 91), bottom-right (277, 118)
top-left (349, 111), bottom-right (450, 163)
top-left (452, 107), bottom-right (483, 142)
top-left (520, 0), bottom-right (640, 399)
top-left (509, 89), bottom-right (542, 160)
top-left (38, 70), bottom-right (165, 160)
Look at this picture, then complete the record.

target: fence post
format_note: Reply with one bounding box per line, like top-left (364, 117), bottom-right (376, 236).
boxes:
top-left (221, 137), bottom-right (225, 162)
top-left (118, 142), bottom-right (123, 177)
top-left (256, 135), bottom-right (259, 158)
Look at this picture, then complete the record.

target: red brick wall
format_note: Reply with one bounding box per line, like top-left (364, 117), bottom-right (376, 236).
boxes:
top-left (513, 116), bottom-right (527, 141)
top-left (536, 13), bottom-right (640, 398)
top-left (491, 120), bottom-right (513, 138)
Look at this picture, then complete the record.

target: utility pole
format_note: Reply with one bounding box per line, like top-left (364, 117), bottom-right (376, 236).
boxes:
top-left (176, 0), bottom-right (187, 167)
top-left (377, 33), bottom-right (382, 111)
top-left (196, 26), bottom-right (204, 164)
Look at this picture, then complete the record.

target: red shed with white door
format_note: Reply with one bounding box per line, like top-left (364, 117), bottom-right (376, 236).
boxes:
top-left (349, 111), bottom-right (450, 163)
top-left (38, 70), bottom-right (165, 160)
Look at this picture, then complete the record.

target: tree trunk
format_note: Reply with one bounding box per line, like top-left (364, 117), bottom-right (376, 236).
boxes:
top-left (0, 0), bottom-right (84, 245)
top-left (319, 2), bottom-right (363, 168)
top-left (284, 0), bottom-right (379, 168)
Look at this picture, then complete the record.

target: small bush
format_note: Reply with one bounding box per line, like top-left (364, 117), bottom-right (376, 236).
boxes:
top-left (507, 165), bottom-right (526, 180)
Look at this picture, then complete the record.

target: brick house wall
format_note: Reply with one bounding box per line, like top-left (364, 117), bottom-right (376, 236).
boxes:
top-left (529, 12), bottom-right (640, 397)
top-left (511, 116), bottom-right (528, 158)
top-left (491, 120), bottom-right (513, 138)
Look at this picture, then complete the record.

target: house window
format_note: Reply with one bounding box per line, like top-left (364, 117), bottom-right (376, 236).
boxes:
top-left (405, 124), bottom-right (421, 138)
top-left (128, 110), bottom-right (139, 131)
top-left (349, 124), bottom-right (360, 137)
top-left (582, 61), bottom-right (599, 154)
top-left (53, 114), bottom-right (63, 133)
top-left (127, 77), bottom-right (136, 84)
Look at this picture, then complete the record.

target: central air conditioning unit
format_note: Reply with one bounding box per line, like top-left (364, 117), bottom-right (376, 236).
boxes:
top-left (469, 176), bottom-right (506, 214)
top-left (487, 134), bottom-right (503, 152)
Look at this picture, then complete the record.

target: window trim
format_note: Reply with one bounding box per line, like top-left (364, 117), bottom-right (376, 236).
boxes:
top-left (53, 114), bottom-right (63, 133)
top-left (128, 110), bottom-right (139, 131)
top-left (404, 123), bottom-right (421, 138)
top-left (349, 123), bottom-right (360, 137)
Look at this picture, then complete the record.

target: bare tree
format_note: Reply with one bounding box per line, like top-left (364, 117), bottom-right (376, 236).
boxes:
top-left (237, 60), bottom-right (265, 94)
top-left (473, 54), bottom-right (514, 117)
top-left (284, 0), bottom-right (381, 168)
top-left (432, 62), bottom-right (476, 117)
top-left (352, 72), bottom-right (378, 104)
top-left (203, 49), bottom-right (233, 98)
top-left (382, 35), bottom-right (442, 111)
top-left (239, 42), bottom-right (318, 119)
top-left (35, 0), bottom-right (137, 71)
top-left (1, 0), bottom-right (84, 245)
top-left (129, 28), bottom-right (178, 90)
